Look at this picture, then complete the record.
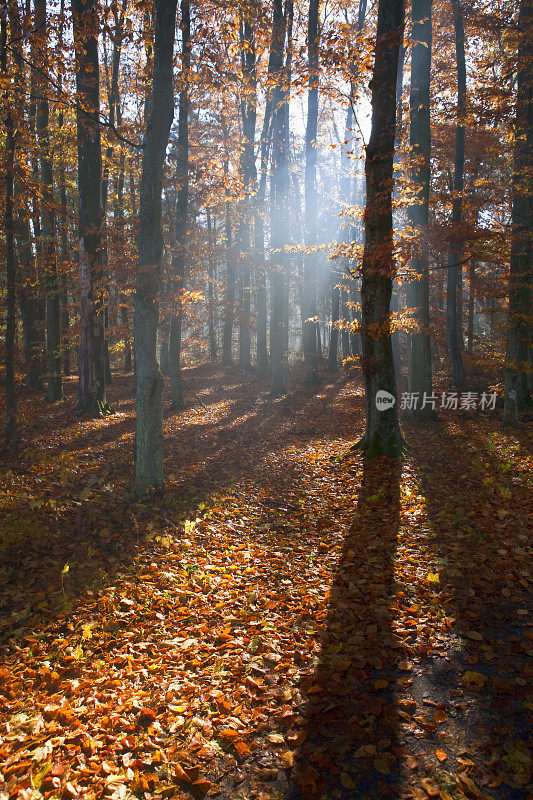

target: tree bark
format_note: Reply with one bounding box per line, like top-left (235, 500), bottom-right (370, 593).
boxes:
top-left (169, 0), bottom-right (190, 408)
top-left (35, 0), bottom-right (63, 402)
top-left (238, 12), bottom-right (257, 372)
top-left (406, 0), bottom-right (433, 417)
top-left (391, 27), bottom-right (405, 375)
top-left (10, 3), bottom-right (42, 392)
top-left (358, 0), bottom-right (405, 457)
top-left (446, 0), bottom-right (466, 386)
top-left (303, 0), bottom-right (320, 385)
top-left (329, 0), bottom-right (367, 373)
top-left (2, 16), bottom-right (17, 449)
top-left (72, 0), bottom-right (109, 416)
top-left (222, 157), bottom-right (235, 366)
top-left (58, 152), bottom-right (71, 376)
top-left (253, 0), bottom-right (290, 379)
top-left (134, 0), bottom-right (178, 494)
top-left (269, 0), bottom-right (290, 396)
top-left (207, 209), bottom-right (217, 362)
top-left (503, 0), bottom-right (532, 423)
top-left (467, 259), bottom-right (475, 351)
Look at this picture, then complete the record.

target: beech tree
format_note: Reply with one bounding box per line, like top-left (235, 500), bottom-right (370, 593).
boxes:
top-left (446, 0), bottom-right (466, 387)
top-left (2, 12), bottom-right (17, 449)
top-left (134, 0), bottom-right (178, 493)
top-left (72, 0), bottom-right (109, 416)
top-left (357, 0), bottom-right (404, 456)
top-left (406, 0), bottom-right (433, 416)
top-left (35, 0), bottom-right (63, 403)
top-left (268, 0), bottom-right (289, 397)
top-left (503, 0), bottom-right (532, 424)
top-left (236, 10), bottom-right (257, 372)
top-left (169, 0), bottom-right (191, 409)
top-left (302, 0), bottom-right (320, 386)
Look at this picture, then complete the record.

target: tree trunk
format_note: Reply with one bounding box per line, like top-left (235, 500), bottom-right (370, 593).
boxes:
top-left (350, 170), bottom-right (363, 358)
top-left (391, 29), bottom-right (405, 376)
top-left (207, 209), bottom-right (217, 362)
top-left (329, 99), bottom-right (354, 374)
top-left (254, 209), bottom-right (268, 376)
top-left (10, 4), bottom-right (42, 392)
top-left (328, 272), bottom-right (340, 371)
top-left (253, 0), bottom-right (290, 379)
top-left (101, 0), bottom-right (127, 387)
top-left (358, 0), bottom-right (404, 457)
top-left (238, 12), bottom-right (257, 372)
top-left (406, 0), bottom-right (433, 417)
top-left (302, 0), bottom-right (320, 385)
top-left (328, 0), bottom-right (367, 373)
top-left (269, 0), bottom-right (290, 396)
top-left (446, 0), bottom-right (466, 386)
top-left (503, 0), bottom-right (532, 423)
top-left (134, 0), bottom-right (178, 494)
top-left (58, 156), bottom-right (71, 376)
top-left (73, 0), bottom-right (109, 416)
top-left (169, 0), bottom-right (190, 408)
top-left (17, 215), bottom-right (43, 390)
top-left (2, 17), bottom-right (17, 449)
top-left (35, 0), bottom-right (63, 402)
top-left (467, 260), bottom-right (475, 352)
top-left (28, 34), bottom-right (47, 374)
top-left (222, 159), bottom-right (235, 366)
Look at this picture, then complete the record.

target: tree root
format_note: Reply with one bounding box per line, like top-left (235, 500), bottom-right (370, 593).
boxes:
top-left (350, 430), bottom-right (411, 459)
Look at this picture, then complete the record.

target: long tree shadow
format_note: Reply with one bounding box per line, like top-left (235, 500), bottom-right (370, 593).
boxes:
top-left (288, 456), bottom-right (403, 800)
top-left (408, 417), bottom-right (532, 797)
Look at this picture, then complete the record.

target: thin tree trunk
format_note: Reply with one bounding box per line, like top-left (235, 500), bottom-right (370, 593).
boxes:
top-left (207, 209), bottom-right (217, 362)
top-left (467, 260), bottom-right (475, 351)
top-left (253, 0), bottom-right (288, 378)
top-left (222, 158), bottom-right (235, 366)
top-left (302, 0), bottom-right (320, 385)
top-left (391, 29), bottom-right (405, 376)
top-left (134, 0), bottom-right (178, 493)
top-left (17, 214), bottom-right (42, 389)
top-left (28, 36), bottom-right (46, 374)
top-left (358, 0), bottom-right (404, 457)
top-left (169, 0), bottom-right (190, 408)
top-left (350, 170), bottom-right (363, 358)
top-left (269, 0), bottom-right (290, 396)
top-left (328, 270), bottom-right (340, 371)
top-left (446, 0), bottom-right (466, 386)
top-left (406, 0), bottom-right (433, 417)
top-left (73, 0), bottom-right (109, 415)
top-left (281, 0), bottom-right (293, 365)
top-left (329, 96), bottom-right (355, 374)
top-left (2, 17), bottom-right (17, 449)
top-left (58, 1), bottom-right (71, 379)
top-left (238, 12), bottom-right (257, 372)
top-left (35, 0), bottom-right (63, 402)
top-left (58, 156), bottom-right (71, 376)
top-left (254, 113), bottom-right (272, 378)
top-left (503, 0), bottom-right (532, 423)
top-left (101, 0), bottom-right (127, 387)
top-left (329, 0), bottom-right (367, 373)
top-left (120, 158), bottom-right (133, 373)
top-left (10, 4), bottom-right (42, 391)
top-left (254, 213), bottom-right (268, 376)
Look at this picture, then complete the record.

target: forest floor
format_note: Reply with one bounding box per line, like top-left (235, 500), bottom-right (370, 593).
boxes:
top-left (0, 360), bottom-right (532, 800)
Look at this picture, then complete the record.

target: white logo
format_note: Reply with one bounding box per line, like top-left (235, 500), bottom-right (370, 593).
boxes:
top-left (375, 390), bottom-right (396, 411)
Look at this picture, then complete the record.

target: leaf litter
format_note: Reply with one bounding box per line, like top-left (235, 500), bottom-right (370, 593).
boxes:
top-left (0, 365), bottom-right (531, 800)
